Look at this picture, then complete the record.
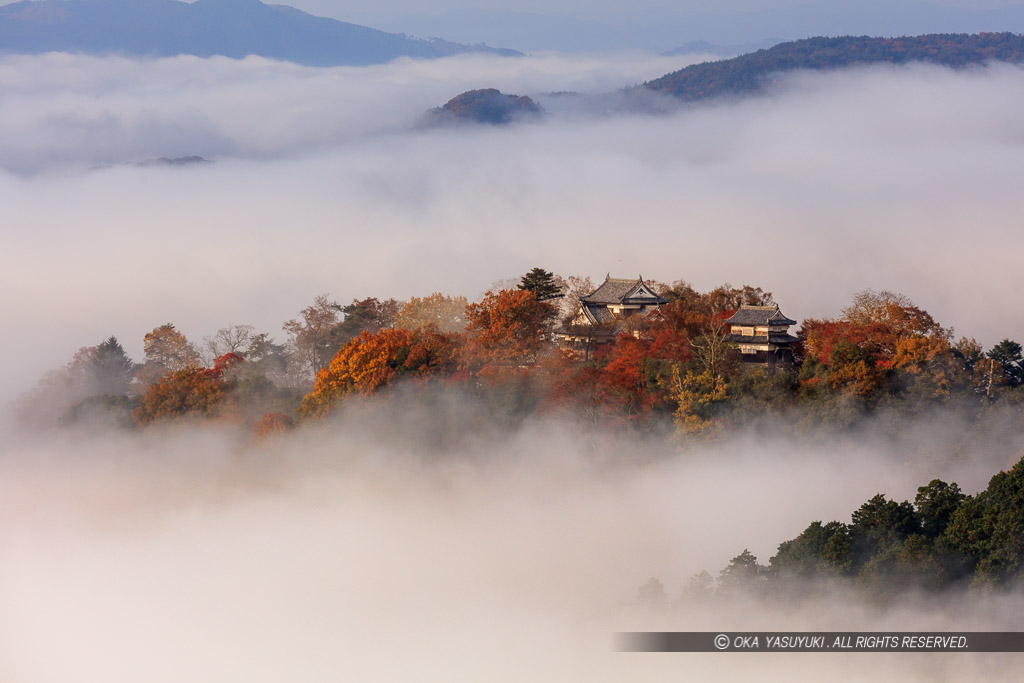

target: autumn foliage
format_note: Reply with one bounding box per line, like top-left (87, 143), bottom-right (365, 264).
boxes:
top-left (133, 367), bottom-right (227, 425)
top-left (298, 327), bottom-right (461, 418)
top-left (25, 275), bottom-right (1024, 441)
top-left (395, 293), bottom-right (468, 333)
top-left (797, 290), bottom-right (964, 402)
top-left (464, 289), bottom-right (554, 368)
top-left (130, 353), bottom-right (244, 425)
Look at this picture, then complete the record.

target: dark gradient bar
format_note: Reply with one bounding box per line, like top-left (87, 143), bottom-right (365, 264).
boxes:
top-left (617, 632), bottom-right (1024, 652)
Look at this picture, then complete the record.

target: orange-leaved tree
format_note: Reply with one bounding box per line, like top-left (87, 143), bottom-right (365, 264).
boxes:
top-left (298, 327), bottom-right (461, 418)
top-left (135, 323), bottom-right (202, 387)
top-left (464, 288), bottom-right (555, 371)
top-left (132, 353), bottom-right (243, 425)
top-left (799, 291), bottom-right (953, 400)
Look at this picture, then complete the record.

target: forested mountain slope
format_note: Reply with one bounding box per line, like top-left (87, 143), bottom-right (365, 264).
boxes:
top-left (645, 33), bottom-right (1024, 101)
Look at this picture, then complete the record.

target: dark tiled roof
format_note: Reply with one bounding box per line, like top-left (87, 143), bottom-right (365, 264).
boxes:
top-left (724, 305), bottom-right (797, 326)
top-left (583, 304), bottom-right (617, 324)
top-left (726, 333), bottom-right (801, 344)
top-left (582, 276), bottom-right (668, 305)
top-left (582, 277), bottom-right (639, 304)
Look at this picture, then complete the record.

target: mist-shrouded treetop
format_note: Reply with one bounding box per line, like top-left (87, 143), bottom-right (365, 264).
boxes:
top-left (84, 336), bottom-right (137, 397)
top-left (330, 297), bottom-right (402, 347)
top-left (684, 454), bottom-right (1024, 602)
top-left (395, 293), bottom-right (469, 333)
top-left (518, 267), bottom-right (563, 302)
top-left (136, 324), bottom-right (201, 387)
top-left (204, 324), bottom-right (256, 360)
top-left (282, 294), bottom-right (341, 380)
top-left (987, 338), bottom-right (1024, 388)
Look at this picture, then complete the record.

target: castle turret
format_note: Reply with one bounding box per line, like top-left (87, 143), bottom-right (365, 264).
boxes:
top-left (723, 304), bottom-right (800, 365)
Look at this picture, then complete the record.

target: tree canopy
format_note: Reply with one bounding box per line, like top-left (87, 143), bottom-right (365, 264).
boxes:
top-left (518, 267), bottom-right (563, 302)
top-left (645, 33), bottom-right (1024, 102)
top-left (136, 324), bottom-right (201, 386)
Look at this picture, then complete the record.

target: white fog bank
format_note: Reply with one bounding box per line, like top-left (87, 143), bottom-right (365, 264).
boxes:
top-left (2, 419), bottom-right (1022, 682)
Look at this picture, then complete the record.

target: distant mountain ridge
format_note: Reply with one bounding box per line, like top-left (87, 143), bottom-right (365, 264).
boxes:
top-left (0, 0), bottom-right (520, 65)
top-left (661, 39), bottom-right (783, 59)
top-left (423, 33), bottom-right (1024, 127)
top-left (645, 33), bottom-right (1024, 101)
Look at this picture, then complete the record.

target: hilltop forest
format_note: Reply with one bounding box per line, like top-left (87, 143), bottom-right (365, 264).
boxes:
top-left (16, 268), bottom-right (1023, 442)
top-left (645, 453), bottom-right (1024, 606)
top-left (645, 33), bottom-right (1024, 101)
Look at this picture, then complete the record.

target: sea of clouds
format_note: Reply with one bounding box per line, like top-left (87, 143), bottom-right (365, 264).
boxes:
top-left (2, 50), bottom-right (1024, 680)
top-left (2, 404), bottom-right (1023, 682)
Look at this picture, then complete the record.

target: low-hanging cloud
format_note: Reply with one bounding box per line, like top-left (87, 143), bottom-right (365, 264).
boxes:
top-left (2, 53), bottom-right (1024, 404)
top-left (0, 51), bottom-right (689, 172)
top-left (2, 402), bottom-right (1023, 682)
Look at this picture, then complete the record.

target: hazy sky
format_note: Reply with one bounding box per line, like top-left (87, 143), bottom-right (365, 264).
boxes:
top-left (3, 0), bottom-right (1024, 17)
top-left (7, 0), bottom-right (1024, 23)
top-left (195, 0), bottom-right (1024, 25)
top-left (279, 0), bottom-right (817, 19)
top-left (0, 0), bottom-right (819, 14)
top-left (6, 1), bottom-right (1024, 51)
top-left (248, 0), bottom-right (1024, 21)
